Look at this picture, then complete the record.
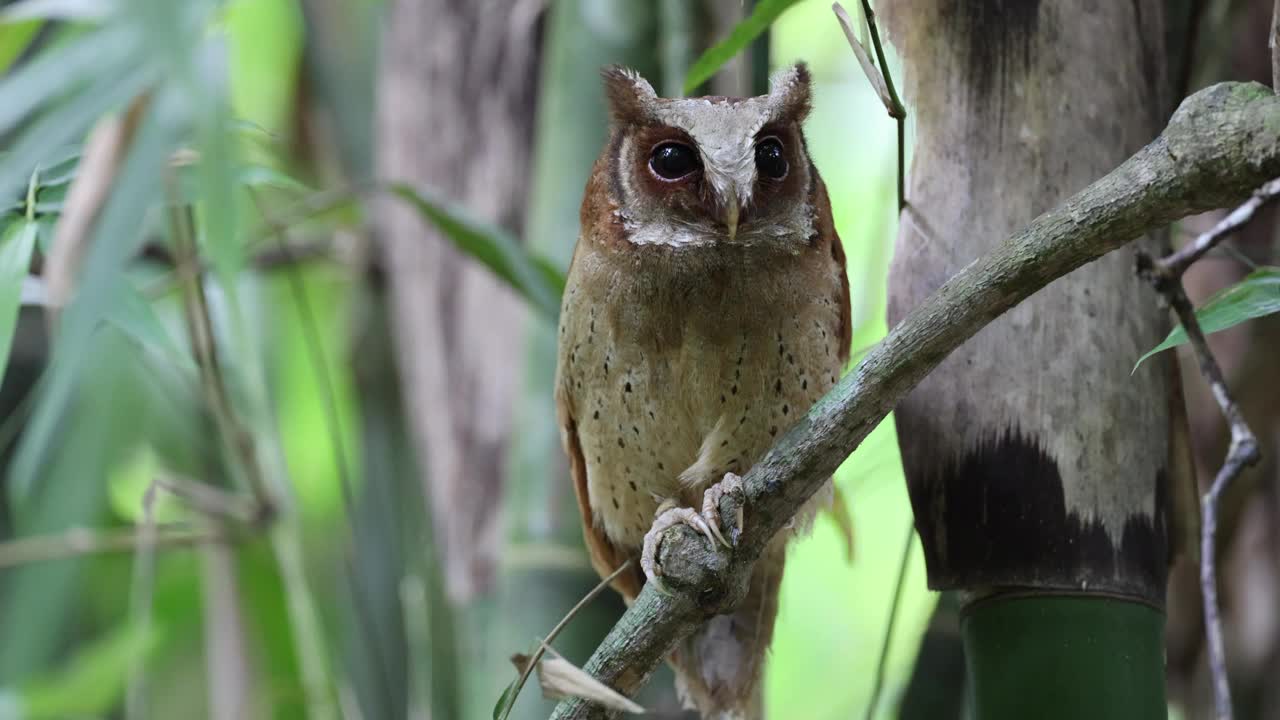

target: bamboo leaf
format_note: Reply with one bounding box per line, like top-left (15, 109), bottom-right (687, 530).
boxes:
top-left (8, 96), bottom-right (176, 504)
top-left (683, 0), bottom-right (803, 94)
top-left (238, 163), bottom-right (311, 193)
top-left (0, 48), bottom-right (153, 211)
top-left (0, 24), bottom-right (138, 140)
top-left (1, 0), bottom-right (116, 22)
top-left (387, 183), bottom-right (565, 320)
top-left (493, 682), bottom-right (517, 720)
top-left (0, 19), bottom-right (41, 73)
top-left (104, 280), bottom-right (190, 368)
top-left (19, 622), bottom-right (162, 718)
top-left (0, 220), bottom-right (38, 386)
top-left (1135, 267), bottom-right (1280, 370)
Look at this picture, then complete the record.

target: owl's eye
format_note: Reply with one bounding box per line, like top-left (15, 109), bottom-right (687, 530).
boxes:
top-left (649, 142), bottom-right (700, 180)
top-left (755, 137), bottom-right (787, 180)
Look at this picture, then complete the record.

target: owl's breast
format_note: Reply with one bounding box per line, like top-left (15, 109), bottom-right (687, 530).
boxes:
top-left (557, 244), bottom-right (846, 550)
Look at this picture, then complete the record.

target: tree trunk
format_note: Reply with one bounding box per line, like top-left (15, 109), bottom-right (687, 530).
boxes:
top-left (881, 1), bottom-right (1174, 715)
top-left (374, 0), bottom-right (542, 602)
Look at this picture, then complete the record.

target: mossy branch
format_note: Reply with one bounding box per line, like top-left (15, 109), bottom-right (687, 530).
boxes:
top-left (549, 81), bottom-right (1280, 719)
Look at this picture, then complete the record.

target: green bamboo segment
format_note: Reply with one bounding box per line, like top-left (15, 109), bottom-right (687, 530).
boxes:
top-left (962, 595), bottom-right (1166, 720)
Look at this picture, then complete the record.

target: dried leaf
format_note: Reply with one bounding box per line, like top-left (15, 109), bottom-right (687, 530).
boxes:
top-left (833, 3), bottom-right (895, 117)
top-left (44, 93), bottom-right (148, 315)
top-left (512, 651), bottom-right (645, 715)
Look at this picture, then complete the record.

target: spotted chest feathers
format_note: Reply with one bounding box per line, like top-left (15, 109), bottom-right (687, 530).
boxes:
top-left (557, 243), bottom-right (847, 551)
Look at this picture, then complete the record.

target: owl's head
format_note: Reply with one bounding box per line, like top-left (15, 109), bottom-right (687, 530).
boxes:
top-left (600, 63), bottom-right (818, 250)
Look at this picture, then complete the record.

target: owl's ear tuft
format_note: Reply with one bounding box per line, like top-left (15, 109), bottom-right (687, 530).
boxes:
top-left (768, 62), bottom-right (813, 125)
top-left (601, 65), bottom-right (658, 124)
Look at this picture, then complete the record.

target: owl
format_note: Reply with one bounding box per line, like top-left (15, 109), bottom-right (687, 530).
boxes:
top-left (554, 63), bottom-right (851, 719)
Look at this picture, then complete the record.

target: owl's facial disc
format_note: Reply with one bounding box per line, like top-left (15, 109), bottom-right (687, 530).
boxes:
top-left (603, 63), bottom-right (816, 249)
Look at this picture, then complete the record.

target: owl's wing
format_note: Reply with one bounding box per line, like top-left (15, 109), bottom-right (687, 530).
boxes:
top-left (832, 233), bottom-right (853, 363)
top-left (555, 391), bottom-right (645, 601)
top-left (815, 173), bottom-right (853, 363)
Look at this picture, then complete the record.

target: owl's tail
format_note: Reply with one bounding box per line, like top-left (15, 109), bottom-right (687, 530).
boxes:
top-left (670, 541), bottom-right (786, 720)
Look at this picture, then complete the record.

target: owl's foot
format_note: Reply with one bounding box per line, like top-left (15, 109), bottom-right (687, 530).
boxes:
top-left (641, 501), bottom-right (717, 593)
top-left (640, 475), bottom-right (748, 591)
top-left (702, 472), bottom-right (745, 548)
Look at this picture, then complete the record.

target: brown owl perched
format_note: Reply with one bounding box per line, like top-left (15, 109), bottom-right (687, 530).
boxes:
top-left (554, 63), bottom-right (851, 719)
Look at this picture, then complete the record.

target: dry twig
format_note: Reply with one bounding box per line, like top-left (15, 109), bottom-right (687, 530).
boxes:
top-left (832, 2), bottom-right (906, 212)
top-left (167, 202), bottom-right (275, 513)
top-left (44, 94), bottom-right (150, 320)
top-left (1271, 0), bottom-right (1279, 94)
top-left (1159, 177), bottom-right (1280, 275)
top-left (497, 561), bottom-right (636, 719)
top-left (0, 523), bottom-right (223, 570)
top-left (1135, 177), bottom-right (1278, 720)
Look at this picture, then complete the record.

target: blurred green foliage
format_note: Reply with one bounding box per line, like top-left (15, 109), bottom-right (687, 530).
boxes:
top-left (0, 0), bottom-right (937, 718)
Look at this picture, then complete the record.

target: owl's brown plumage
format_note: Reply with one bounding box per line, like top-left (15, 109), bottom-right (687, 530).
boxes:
top-left (555, 64), bottom-right (850, 719)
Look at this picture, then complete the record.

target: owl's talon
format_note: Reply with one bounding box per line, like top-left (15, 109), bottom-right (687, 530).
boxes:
top-left (641, 506), bottom-right (716, 587)
top-left (702, 472), bottom-right (745, 548)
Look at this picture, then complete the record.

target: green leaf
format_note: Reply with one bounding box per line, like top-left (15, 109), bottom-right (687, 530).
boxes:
top-left (1135, 267), bottom-right (1280, 370)
top-left (0, 19), bottom-right (41, 73)
top-left (0, 220), bottom-right (38, 387)
top-left (683, 0), bottom-right (803, 94)
top-left (0, 24), bottom-right (138, 140)
top-left (8, 94), bottom-right (177, 504)
top-left (493, 681), bottom-right (516, 720)
top-left (20, 622), bottom-right (162, 718)
top-left (238, 163), bottom-right (311, 193)
top-left (0, 38), bottom-right (153, 209)
top-left (1, 0), bottom-right (115, 22)
top-left (104, 280), bottom-right (191, 369)
top-left (387, 183), bottom-right (565, 320)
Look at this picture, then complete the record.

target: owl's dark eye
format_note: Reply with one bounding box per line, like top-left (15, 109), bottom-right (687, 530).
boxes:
top-left (755, 137), bottom-right (787, 180)
top-left (649, 142), bottom-right (700, 180)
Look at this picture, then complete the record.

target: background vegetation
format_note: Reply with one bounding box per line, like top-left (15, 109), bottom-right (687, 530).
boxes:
top-left (0, 1), bottom-right (1276, 719)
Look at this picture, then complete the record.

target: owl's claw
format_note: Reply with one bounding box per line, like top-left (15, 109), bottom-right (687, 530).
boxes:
top-left (641, 505), bottom-right (717, 587)
top-left (702, 472), bottom-right (745, 548)
top-left (641, 475), bottom-right (748, 588)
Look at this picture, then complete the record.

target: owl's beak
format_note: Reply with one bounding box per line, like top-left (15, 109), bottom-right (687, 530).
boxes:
top-left (722, 200), bottom-right (740, 241)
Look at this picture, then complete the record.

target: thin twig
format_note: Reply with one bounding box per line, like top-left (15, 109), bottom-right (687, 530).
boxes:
top-left (248, 189), bottom-right (401, 705)
top-left (154, 475), bottom-right (262, 526)
top-left (1271, 0), bottom-right (1278, 94)
top-left (138, 237), bottom-right (338, 272)
top-left (0, 524), bottom-right (224, 570)
top-left (833, 2), bottom-right (907, 212)
top-left (249, 191), bottom-right (356, 513)
top-left (126, 480), bottom-right (161, 720)
top-left (1136, 180), bottom-right (1276, 720)
top-left (859, 0), bottom-right (905, 213)
top-left (167, 200), bottom-right (275, 515)
top-left (834, 3), bottom-right (893, 116)
top-left (864, 523), bottom-right (915, 720)
top-left (497, 560), bottom-right (635, 720)
top-left (1159, 177), bottom-right (1280, 276)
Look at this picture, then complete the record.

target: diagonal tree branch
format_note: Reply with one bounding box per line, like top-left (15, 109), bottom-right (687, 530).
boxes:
top-left (549, 81), bottom-right (1280, 719)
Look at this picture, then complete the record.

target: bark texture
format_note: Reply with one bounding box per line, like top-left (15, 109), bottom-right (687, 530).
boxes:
top-left (880, 0), bottom-right (1176, 603)
top-left (551, 82), bottom-right (1280, 718)
top-left (375, 0), bottom-right (542, 599)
